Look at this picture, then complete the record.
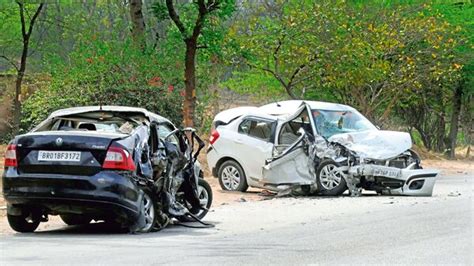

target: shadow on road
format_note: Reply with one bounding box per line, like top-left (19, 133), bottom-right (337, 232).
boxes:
top-left (12, 220), bottom-right (218, 238)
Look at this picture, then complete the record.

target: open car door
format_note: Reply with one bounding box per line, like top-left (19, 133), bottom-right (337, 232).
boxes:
top-left (260, 103), bottom-right (317, 188)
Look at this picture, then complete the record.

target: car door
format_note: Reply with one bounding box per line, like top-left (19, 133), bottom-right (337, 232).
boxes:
top-left (262, 104), bottom-right (317, 185)
top-left (233, 116), bottom-right (276, 181)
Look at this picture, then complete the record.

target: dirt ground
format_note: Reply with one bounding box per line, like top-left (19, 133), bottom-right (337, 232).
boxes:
top-left (0, 144), bottom-right (472, 234)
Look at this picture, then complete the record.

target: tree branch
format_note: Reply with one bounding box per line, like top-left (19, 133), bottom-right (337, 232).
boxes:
top-left (207, 0), bottom-right (220, 12)
top-left (27, 2), bottom-right (43, 37)
top-left (166, 0), bottom-right (188, 39)
top-left (190, 0), bottom-right (208, 41)
top-left (17, 1), bottom-right (27, 38)
top-left (0, 55), bottom-right (19, 71)
top-left (288, 63), bottom-right (306, 85)
top-left (273, 36), bottom-right (285, 73)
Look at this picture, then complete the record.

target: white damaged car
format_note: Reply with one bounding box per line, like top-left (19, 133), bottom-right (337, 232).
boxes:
top-left (207, 100), bottom-right (438, 196)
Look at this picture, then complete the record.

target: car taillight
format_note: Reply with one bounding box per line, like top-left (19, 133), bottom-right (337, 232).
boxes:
top-left (102, 146), bottom-right (136, 171)
top-left (209, 129), bottom-right (220, 145)
top-left (4, 144), bottom-right (18, 167)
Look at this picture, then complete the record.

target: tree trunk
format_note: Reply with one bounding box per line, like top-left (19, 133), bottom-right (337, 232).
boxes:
top-left (447, 84), bottom-right (463, 159)
top-left (435, 114), bottom-right (446, 153)
top-left (416, 125), bottom-right (432, 150)
top-left (129, 0), bottom-right (146, 49)
top-left (183, 40), bottom-right (197, 127)
top-left (13, 2), bottom-right (44, 134)
top-left (13, 67), bottom-right (25, 133)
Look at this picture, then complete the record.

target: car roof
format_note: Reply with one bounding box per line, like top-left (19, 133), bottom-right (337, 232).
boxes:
top-left (48, 106), bottom-right (172, 124)
top-left (213, 106), bottom-right (260, 123)
top-left (216, 100), bottom-right (356, 125)
top-left (259, 100), bottom-right (355, 116)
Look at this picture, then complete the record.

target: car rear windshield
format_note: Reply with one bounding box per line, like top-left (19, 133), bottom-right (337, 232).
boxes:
top-left (37, 111), bottom-right (146, 134)
top-left (312, 109), bottom-right (376, 138)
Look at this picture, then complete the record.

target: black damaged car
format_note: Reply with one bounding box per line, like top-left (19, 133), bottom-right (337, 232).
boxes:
top-left (2, 106), bottom-right (212, 233)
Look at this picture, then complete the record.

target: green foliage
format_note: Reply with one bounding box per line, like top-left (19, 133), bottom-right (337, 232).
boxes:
top-left (150, 0), bottom-right (236, 129)
top-left (1, 0), bottom-right (470, 152)
top-left (223, 0), bottom-right (470, 152)
top-left (21, 38), bottom-right (183, 132)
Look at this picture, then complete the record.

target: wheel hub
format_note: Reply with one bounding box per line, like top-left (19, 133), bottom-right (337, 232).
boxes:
top-left (221, 165), bottom-right (240, 190)
top-left (320, 164), bottom-right (342, 190)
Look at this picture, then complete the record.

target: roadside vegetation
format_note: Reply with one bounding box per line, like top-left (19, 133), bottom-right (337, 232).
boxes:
top-left (0, 0), bottom-right (472, 159)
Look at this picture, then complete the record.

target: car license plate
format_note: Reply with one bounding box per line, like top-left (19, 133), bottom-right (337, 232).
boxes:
top-left (38, 151), bottom-right (81, 162)
top-left (373, 166), bottom-right (400, 178)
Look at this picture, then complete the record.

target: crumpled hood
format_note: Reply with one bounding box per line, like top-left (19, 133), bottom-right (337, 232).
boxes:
top-left (328, 130), bottom-right (412, 160)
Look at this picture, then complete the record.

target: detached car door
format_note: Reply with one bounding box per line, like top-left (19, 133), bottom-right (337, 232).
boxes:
top-left (234, 116), bottom-right (276, 181)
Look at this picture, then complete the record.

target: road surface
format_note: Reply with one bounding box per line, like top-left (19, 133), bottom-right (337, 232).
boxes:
top-left (1, 173), bottom-right (472, 265)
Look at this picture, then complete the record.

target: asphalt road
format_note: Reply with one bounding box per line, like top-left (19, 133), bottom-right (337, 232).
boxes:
top-left (1, 173), bottom-right (472, 265)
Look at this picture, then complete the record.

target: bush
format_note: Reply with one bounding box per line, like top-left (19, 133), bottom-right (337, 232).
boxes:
top-left (21, 39), bottom-right (184, 132)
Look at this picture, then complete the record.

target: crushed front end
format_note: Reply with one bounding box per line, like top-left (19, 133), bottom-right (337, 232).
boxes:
top-left (306, 132), bottom-right (439, 197)
top-left (346, 154), bottom-right (439, 196)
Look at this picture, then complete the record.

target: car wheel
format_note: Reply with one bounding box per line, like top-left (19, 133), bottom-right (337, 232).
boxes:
top-left (7, 212), bottom-right (40, 233)
top-left (177, 178), bottom-right (213, 222)
top-left (60, 214), bottom-right (92, 226)
top-left (137, 190), bottom-right (157, 233)
top-left (316, 160), bottom-right (347, 196)
top-left (218, 160), bottom-right (248, 192)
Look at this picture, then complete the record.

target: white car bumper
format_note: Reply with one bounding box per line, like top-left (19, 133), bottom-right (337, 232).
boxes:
top-left (348, 164), bottom-right (439, 196)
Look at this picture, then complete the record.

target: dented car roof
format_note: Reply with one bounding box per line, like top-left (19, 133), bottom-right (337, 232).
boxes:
top-left (260, 100), bottom-right (355, 116)
top-left (213, 100), bottom-right (356, 124)
top-left (48, 105), bottom-right (172, 123)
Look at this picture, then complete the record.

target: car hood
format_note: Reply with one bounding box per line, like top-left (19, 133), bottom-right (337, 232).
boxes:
top-left (328, 130), bottom-right (412, 160)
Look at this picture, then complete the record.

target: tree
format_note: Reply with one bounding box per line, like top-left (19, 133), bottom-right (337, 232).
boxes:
top-left (158, 0), bottom-right (234, 127)
top-left (2, 1), bottom-right (44, 133)
top-left (433, 1), bottom-right (473, 158)
top-left (129, 0), bottom-right (146, 49)
top-left (226, 1), bottom-right (467, 154)
top-left (225, 0), bottom-right (328, 99)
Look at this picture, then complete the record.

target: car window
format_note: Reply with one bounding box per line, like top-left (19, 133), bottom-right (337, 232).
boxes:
top-left (157, 124), bottom-right (179, 145)
top-left (278, 109), bottom-right (312, 145)
top-left (238, 118), bottom-right (275, 142)
top-left (312, 109), bottom-right (377, 138)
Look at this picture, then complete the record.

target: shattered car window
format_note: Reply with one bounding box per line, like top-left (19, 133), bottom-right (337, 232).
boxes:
top-left (312, 109), bottom-right (376, 138)
top-left (38, 111), bottom-right (144, 134)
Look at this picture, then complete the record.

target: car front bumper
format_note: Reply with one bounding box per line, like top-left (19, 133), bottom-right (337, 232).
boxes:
top-left (2, 167), bottom-right (143, 222)
top-left (348, 164), bottom-right (439, 196)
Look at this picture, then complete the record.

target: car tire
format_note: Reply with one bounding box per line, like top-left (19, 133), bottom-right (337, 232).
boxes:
top-left (60, 214), bottom-right (92, 226)
top-left (7, 212), bottom-right (40, 233)
top-left (137, 189), bottom-right (158, 233)
top-left (218, 160), bottom-right (248, 192)
top-left (316, 160), bottom-right (347, 196)
top-left (177, 178), bottom-right (213, 222)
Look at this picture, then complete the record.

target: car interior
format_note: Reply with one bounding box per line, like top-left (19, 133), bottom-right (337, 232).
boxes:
top-left (239, 119), bottom-right (274, 142)
top-left (278, 109), bottom-right (312, 145)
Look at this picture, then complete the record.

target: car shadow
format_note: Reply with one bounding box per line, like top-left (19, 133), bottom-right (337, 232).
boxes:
top-left (260, 190), bottom-right (396, 200)
top-left (16, 220), bottom-right (218, 237)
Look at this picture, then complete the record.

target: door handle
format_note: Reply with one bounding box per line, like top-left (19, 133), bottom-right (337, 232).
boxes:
top-left (234, 138), bottom-right (243, 144)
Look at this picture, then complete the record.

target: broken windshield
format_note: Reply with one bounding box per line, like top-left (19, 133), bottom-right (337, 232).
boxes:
top-left (312, 109), bottom-right (376, 138)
